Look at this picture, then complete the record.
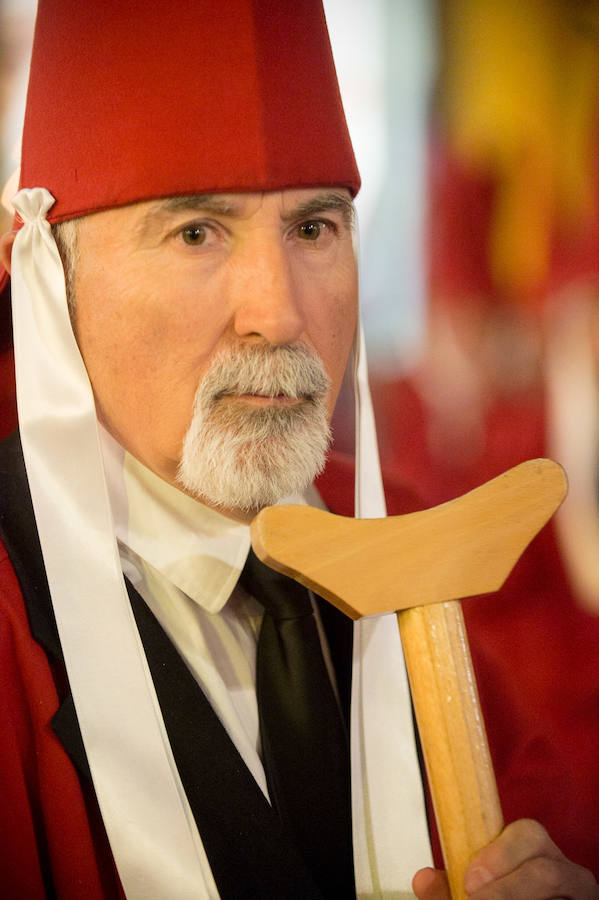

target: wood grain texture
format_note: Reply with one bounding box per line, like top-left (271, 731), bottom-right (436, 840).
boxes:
top-left (250, 459), bottom-right (567, 618)
top-left (399, 601), bottom-right (503, 899)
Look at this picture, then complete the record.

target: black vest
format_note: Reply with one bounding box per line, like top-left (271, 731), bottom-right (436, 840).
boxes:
top-left (0, 431), bottom-right (356, 899)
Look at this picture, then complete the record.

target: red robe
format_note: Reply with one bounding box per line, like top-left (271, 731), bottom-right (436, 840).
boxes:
top-left (0, 537), bottom-right (123, 898)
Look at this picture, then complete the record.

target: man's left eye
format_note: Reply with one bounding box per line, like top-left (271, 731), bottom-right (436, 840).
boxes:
top-left (180, 224), bottom-right (207, 245)
top-left (298, 221), bottom-right (324, 241)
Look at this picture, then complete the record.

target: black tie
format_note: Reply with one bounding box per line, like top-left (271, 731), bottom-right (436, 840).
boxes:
top-left (242, 550), bottom-right (356, 899)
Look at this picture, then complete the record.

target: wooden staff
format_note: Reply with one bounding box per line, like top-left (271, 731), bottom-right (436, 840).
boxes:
top-left (250, 459), bottom-right (567, 900)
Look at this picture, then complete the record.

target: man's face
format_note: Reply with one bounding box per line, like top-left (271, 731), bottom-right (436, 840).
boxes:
top-left (72, 188), bottom-right (358, 515)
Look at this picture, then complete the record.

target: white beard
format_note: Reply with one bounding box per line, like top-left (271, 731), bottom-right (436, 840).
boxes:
top-left (176, 343), bottom-right (332, 513)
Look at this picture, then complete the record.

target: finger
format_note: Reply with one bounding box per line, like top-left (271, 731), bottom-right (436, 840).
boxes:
top-left (465, 855), bottom-right (599, 900)
top-left (465, 819), bottom-right (562, 889)
top-left (412, 866), bottom-right (451, 900)
top-left (464, 820), bottom-right (599, 899)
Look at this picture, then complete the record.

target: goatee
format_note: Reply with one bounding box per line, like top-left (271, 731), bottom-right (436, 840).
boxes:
top-left (177, 343), bottom-right (332, 513)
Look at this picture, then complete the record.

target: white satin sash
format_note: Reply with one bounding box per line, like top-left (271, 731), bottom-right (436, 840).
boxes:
top-left (351, 320), bottom-right (433, 896)
top-left (11, 188), bottom-right (217, 899)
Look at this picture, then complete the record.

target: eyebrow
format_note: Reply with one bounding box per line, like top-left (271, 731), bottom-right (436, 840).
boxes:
top-left (279, 192), bottom-right (356, 228)
top-left (134, 194), bottom-right (239, 241)
top-left (154, 194), bottom-right (240, 216)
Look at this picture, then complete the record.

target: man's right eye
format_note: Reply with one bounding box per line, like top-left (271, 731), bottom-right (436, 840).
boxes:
top-left (180, 224), bottom-right (207, 245)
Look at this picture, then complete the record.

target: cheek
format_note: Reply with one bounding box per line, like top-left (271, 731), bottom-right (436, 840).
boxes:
top-left (74, 282), bottom-right (153, 398)
top-left (73, 278), bottom-right (176, 439)
top-left (316, 286), bottom-right (357, 415)
top-left (72, 266), bottom-right (237, 475)
top-left (76, 270), bottom-right (221, 383)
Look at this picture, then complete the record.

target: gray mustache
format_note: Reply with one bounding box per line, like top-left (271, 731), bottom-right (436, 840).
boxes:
top-left (201, 345), bottom-right (330, 402)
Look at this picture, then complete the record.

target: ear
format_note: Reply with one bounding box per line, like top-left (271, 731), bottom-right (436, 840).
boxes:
top-left (0, 231), bottom-right (16, 275)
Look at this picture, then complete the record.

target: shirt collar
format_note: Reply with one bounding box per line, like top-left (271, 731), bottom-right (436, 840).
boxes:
top-left (99, 426), bottom-right (251, 613)
top-left (99, 425), bottom-right (313, 614)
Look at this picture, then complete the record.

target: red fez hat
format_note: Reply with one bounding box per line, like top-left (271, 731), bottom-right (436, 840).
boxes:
top-left (18, 0), bottom-right (360, 224)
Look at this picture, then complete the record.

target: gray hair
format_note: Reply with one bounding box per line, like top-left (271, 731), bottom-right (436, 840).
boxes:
top-left (52, 218), bottom-right (79, 316)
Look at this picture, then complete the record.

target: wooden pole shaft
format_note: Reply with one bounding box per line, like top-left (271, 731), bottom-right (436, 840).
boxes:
top-left (398, 601), bottom-right (504, 900)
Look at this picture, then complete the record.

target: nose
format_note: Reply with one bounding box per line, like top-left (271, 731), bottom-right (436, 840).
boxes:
top-left (231, 237), bottom-right (305, 346)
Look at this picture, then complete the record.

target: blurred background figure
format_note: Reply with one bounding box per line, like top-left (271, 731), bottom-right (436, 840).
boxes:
top-left (1, 0), bottom-right (598, 879)
top-left (369, 0), bottom-right (599, 875)
top-left (375, 0), bottom-right (599, 512)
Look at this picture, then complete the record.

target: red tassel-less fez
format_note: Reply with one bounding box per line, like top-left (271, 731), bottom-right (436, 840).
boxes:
top-left (18, 0), bottom-right (360, 224)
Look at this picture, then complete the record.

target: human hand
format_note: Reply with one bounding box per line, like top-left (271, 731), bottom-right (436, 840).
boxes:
top-left (412, 819), bottom-right (599, 899)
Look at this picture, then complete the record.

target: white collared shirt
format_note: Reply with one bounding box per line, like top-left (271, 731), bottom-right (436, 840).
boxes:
top-left (99, 426), bottom-right (316, 798)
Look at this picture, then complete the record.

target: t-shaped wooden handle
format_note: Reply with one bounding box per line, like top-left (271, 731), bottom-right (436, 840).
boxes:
top-left (250, 459), bottom-right (567, 900)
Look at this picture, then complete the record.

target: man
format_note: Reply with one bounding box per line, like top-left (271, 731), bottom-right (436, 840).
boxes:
top-left (0, 1), bottom-right (596, 898)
